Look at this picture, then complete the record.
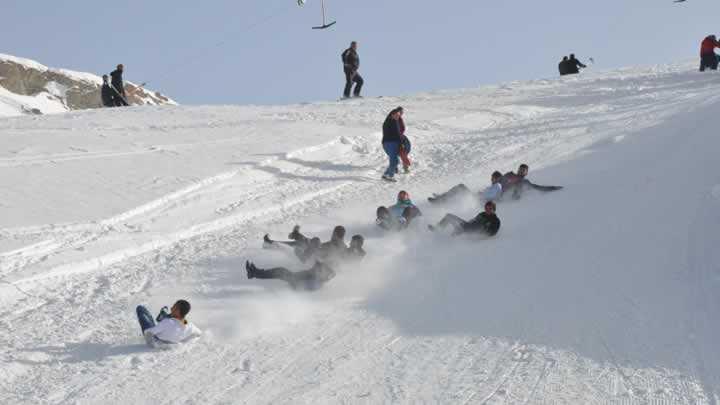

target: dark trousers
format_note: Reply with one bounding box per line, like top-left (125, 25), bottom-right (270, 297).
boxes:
top-left (343, 68), bottom-right (364, 97)
top-left (436, 214), bottom-right (468, 232)
top-left (434, 184), bottom-right (472, 202)
top-left (251, 267), bottom-right (314, 289)
top-left (136, 305), bottom-right (156, 332)
top-left (700, 53), bottom-right (718, 71)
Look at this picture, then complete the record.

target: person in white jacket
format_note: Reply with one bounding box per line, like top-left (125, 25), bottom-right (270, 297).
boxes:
top-left (136, 300), bottom-right (202, 347)
top-left (427, 171), bottom-right (503, 204)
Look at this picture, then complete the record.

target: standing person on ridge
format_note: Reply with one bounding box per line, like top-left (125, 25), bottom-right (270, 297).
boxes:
top-left (110, 64), bottom-right (129, 106)
top-left (341, 41), bottom-right (363, 98)
top-left (566, 54), bottom-right (587, 75)
top-left (101, 75), bottom-right (115, 107)
top-left (558, 56), bottom-right (569, 76)
top-left (381, 107), bottom-right (403, 182)
top-left (699, 35), bottom-right (720, 71)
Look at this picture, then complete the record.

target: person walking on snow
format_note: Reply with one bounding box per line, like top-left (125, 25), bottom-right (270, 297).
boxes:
top-left (110, 64), bottom-right (129, 106)
top-left (428, 200), bottom-right (501, 237)
top-left (381, 107), bottom-right (404, 182)
top-left (136, 300), bottom-right (201, 347)
top-left (699, 35), bottom-right (720, 71)
top-left (341, 41), bottom-right (363, 98)
top-left (566, 54), bottom-right (586, 75)
top-left (397, 108), bottom-right (413, 173)
top-left (428, 171), bottom-right (503, 204)
top-left (101, 75), bottom-right (114, 107)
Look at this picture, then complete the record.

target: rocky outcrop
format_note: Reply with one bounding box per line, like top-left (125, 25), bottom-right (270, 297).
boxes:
top-left (0, 54), bottom-right (175, 115)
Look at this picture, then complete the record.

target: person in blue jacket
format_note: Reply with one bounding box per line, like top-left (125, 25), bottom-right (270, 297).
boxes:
top-left (376, 190), bottom-right (422, 231)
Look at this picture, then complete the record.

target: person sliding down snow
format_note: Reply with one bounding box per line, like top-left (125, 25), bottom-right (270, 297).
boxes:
top-left (246, 260), bottom-right (336, 291)
top-left (500, 164), bottom-right (563, 200)
top-left (428, 171), bottom-right (503, 204)
top-left (346, 235), bottom-right (367, 261)
top-left (136, 300), bottom-right (202, 348)
top-left (263, 232), bottom-right (321, 263)
top-left (376, 191), bottom-right (422, 230)
top-left (428, 201), bottom-right (501, 237)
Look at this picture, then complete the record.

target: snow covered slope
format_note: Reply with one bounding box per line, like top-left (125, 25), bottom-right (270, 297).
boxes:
top-left (0, 53), bottom-right (175, 117)
top-left (1, 62), bottom-right (720, 404)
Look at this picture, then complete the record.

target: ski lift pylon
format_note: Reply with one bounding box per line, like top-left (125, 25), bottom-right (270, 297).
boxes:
top-left (311, 0), bottom-right (336, 29)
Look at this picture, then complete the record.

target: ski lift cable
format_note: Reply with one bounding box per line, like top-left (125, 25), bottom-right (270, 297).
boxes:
top-left (140, 2), bottom-right (294, 90)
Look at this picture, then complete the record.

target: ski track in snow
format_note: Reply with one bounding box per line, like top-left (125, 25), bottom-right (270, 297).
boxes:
top-left (1, 63), bottom-right (719, 404)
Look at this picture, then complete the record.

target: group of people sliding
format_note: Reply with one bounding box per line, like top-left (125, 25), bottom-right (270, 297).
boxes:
top-left (243, 163), bottom-right (562, 296)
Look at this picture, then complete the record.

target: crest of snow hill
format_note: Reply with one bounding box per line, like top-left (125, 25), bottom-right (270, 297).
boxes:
top-left (0, 53), bottom-right (175, 117)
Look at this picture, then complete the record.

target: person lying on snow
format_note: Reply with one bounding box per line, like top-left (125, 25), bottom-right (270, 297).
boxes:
top-left (428, 200), bottom-right (501, 237)
top-left (500, 164), bottom-right (563, 200)
top-left (377, 190), bottom-right (422, 231)
top-left (246, 260), bottom-right (336, 291)
top-left (136, 300), bottom-right (202, 348)
top-left (264, 225), bottom-right (365, 262)
top-left (428, 171), bottom-right (503, 204)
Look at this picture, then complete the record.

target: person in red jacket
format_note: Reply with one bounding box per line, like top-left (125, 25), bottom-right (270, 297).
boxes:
top-left (397, 108), bottom-right (412, 173)
top-left (700, 35), bottom-right (720, 71)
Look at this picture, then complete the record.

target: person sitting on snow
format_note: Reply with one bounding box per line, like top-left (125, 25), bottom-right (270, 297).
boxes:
top-left (136, 300), bottom-right (201, 347)
top-left (428, 171), bottom-right (503, 204)
top-left (264, 225), bottom-right (354, 263)
top-left (376, 190), bottom-right (422, 230)
top-left (500, 164), bottom-right (563, 200)
top-left (346, 235), bottom-right (367, 261)
top-left (245, 260), bottom-right (336, 291)
top-left (263, 229), bottom-right (322, 263)
top-left (428, 200), bottom-right (501, 237)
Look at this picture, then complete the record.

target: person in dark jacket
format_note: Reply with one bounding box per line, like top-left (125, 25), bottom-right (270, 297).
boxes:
top-left (500, 164), bottom-right (563, 200)
top-left (699, 35), bottom-right (720, 71)
top-left (558, 56), bottom-right (569, 76)
top-left (428, 200), bottom-right (501, 237)
top-left (246, 260), bottom-right (336, 291)
top-left (101, 75), bottom-right (115, 107)
top-left (566, 54), bottom-right (586, 75)
top-left (381, 107), bottom-right (403, 181)
top-left (263, 232), bottom-right (322, 263)
top-left (346, 235), bottom-right (366, 261)
top-left (341, 41), bottom-right (363, 98)
top-left (110, 64), bottom-right (129, 106)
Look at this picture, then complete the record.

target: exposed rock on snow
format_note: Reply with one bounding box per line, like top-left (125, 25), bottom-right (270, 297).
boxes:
top-left (0, 53), bottom-right (175, 117)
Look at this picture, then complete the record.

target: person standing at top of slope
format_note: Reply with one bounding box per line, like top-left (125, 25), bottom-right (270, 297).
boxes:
top-left (428, 200), bottom-right (501, 237)
top-left (566, 54), bottom-right (587, 75)
top-left (381, 107), bottom-right (404, 182)
top-left (699, 35), bottom-right (720, 71)
top-left (136, 300), bottom-right (202, 348)
top-left (500, 164), bottom-right (563, 200)
top-left (110, 64), bottom-right (129, 106)
top-left (558, 56), bottom-right (570, 76)
top-left (101, 75), bottom-right (115, 107)
top-left (428, 171), bottom-right (503, 204)
top-left (397, 108), bottom-right (413, 173)
top-left (341, 41), bottom-right (364, 99)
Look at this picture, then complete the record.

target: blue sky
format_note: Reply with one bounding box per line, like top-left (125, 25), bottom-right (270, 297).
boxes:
top-left (1, 1), bottom-right (717, 105)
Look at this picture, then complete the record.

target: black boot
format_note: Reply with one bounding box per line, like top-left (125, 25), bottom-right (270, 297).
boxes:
top-left (245, 261), bottom-right (255, 279)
